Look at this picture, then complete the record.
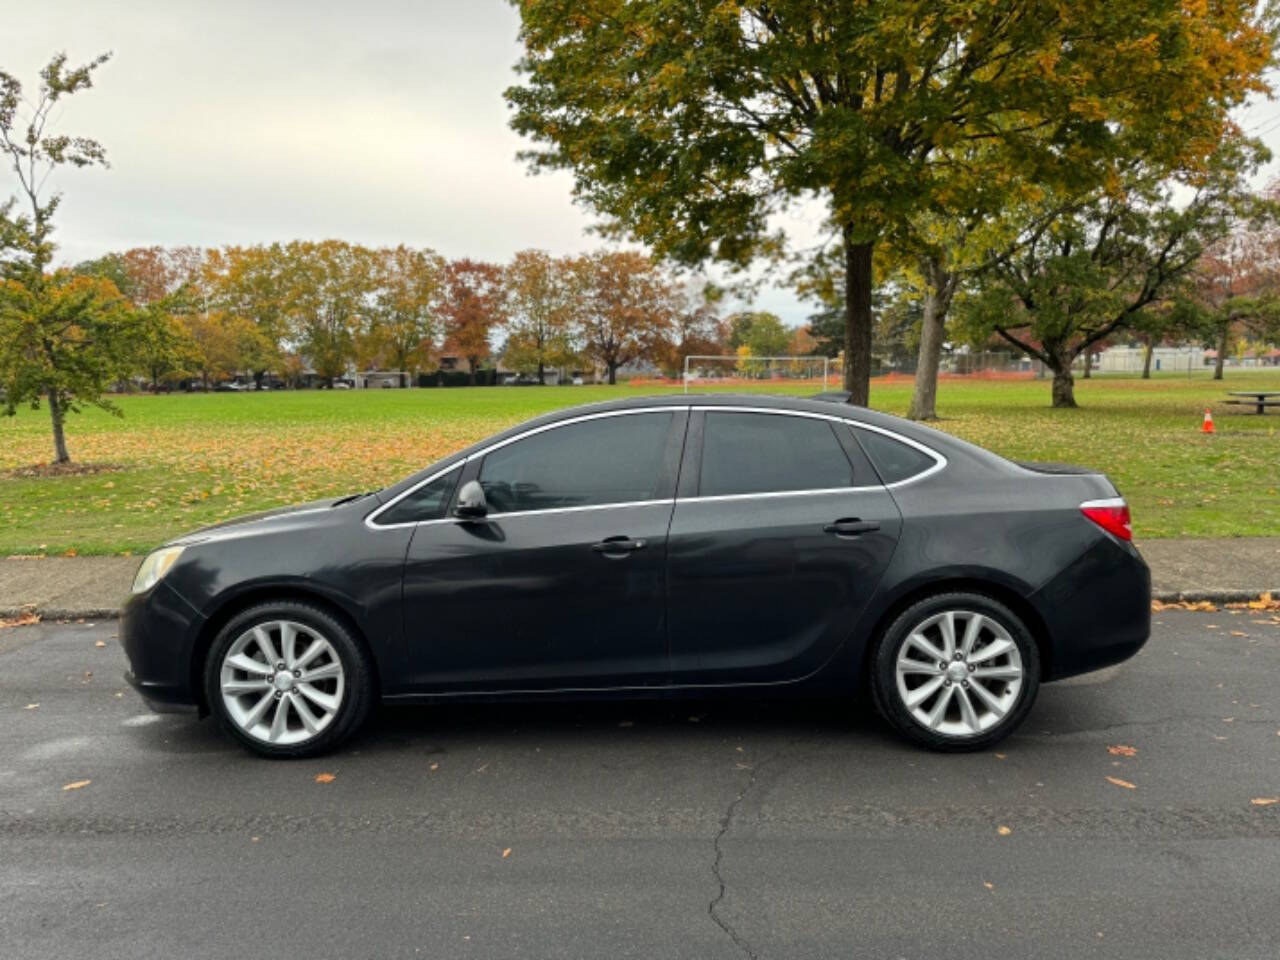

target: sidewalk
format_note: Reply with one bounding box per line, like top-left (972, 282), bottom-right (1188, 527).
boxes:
top-left (2, 540), bottom-right (1277, 620)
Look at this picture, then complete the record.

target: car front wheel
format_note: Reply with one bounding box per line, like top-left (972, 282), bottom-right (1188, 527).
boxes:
top-left (871, 592), bottom-right (1040, 751)
top-left (204, 601), bottom-right (373, 758)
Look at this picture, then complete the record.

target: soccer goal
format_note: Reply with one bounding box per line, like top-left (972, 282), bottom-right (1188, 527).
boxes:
top-left (682, 354), bottom-right (831, 394)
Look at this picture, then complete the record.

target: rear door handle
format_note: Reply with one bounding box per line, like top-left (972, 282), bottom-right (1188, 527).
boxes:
top-left (824, 518), bottom-right (880, 537)
top-left (591, 536), bottom-right (647, 556)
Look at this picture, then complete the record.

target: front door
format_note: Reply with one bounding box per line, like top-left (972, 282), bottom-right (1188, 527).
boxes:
top-left (666, 409), bottom-right (901, 685)
top-left (401, 409), bottom-right (687, 692)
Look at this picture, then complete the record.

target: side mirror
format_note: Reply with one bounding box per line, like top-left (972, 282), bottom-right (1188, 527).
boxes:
top-left (453, 480), bottom-right (489, 519)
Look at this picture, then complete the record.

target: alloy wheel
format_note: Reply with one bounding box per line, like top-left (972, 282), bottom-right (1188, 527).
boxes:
top-left (218, 620), bottom-right (346, 746)
top-left (893, 610), bottom-right (1024, 738)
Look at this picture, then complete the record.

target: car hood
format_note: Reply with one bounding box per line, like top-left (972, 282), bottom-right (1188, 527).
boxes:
top-left (165, 493), bottom-right (380, 546)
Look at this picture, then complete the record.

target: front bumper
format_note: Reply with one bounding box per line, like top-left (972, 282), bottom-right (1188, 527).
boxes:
top-left (120, 580), bottom-right (205, 711)
top-left (1032, 536), bottom-right (1151, 681)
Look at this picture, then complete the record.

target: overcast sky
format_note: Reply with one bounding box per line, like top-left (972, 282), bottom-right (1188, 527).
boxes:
top-left (6, 0), bottom-right (1280, 327)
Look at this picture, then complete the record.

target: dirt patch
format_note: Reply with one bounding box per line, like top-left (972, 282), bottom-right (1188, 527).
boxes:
top-left (4, 462), bottom-right (125, 479)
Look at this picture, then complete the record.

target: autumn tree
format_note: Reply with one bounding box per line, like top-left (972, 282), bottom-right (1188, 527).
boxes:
top-left (280, 240), bottom-right (372, 385)
top-left (958, 143), bottom-right (1265, 407)
top-left (441, 258), bottom-right (507, 384)
top-left (209, 245), bottom-right (288, 388)
top-left (364, 245), bottom-right (444, 386)
top-left (503, 249), bottom-right (577, 382)
top-left (0, 52), bottom-right (138, 462)
top-left (654, 281), bottom-right (728, 373)
top-left (506, 2), bottom-right (1273, 406)
top-left (570, 251), bottom-right (677, 384)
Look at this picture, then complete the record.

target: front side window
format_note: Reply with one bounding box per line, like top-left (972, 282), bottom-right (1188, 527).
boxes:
top-left (699, 412), bottom-right (854, 497)
top-left (478, 412), bottom-right (674, 514)
top-left (375, 467), bottom-right (460, 525)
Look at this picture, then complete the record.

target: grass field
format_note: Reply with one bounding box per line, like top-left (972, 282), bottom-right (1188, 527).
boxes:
top-left (2, 370), bottom-right (1278, 554)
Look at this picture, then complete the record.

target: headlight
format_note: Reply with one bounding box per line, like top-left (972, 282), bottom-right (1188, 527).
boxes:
top-left (131, 546), bottom-right (185, 594)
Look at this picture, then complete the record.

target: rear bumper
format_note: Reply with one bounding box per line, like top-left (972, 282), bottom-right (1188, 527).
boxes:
top-left (1031, 536), bottom-right (1151, 681)
top-left (120, 580), bottom-right (205, 711)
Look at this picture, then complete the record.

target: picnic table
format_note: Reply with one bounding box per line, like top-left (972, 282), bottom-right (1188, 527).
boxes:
top-left (1225, 390), bottom-right (1280, 414)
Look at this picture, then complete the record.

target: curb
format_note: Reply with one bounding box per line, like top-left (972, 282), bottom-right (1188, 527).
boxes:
top-left (6, 590), bottom-right (1277, 623)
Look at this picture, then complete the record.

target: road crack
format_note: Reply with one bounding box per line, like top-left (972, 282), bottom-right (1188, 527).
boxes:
top-left (708, 739), bottom-right (802, 959)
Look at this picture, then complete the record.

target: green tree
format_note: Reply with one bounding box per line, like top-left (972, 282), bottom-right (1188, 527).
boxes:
top-left (506, 2), bottom-right (1273, 405)
top-left (0, 52), bottom-right (121, 462)
top-left (503, 249), bottom-right (578, 382)
top-left (727, 310), bottom-right (790, 357)
top-left (958, 143), bottom-right (1264, 406)
top-left (0, 272), bottom-right (141, 459)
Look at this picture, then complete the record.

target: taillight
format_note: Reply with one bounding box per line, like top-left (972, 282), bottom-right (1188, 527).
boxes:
top-left (1080, 498), bottom-right (1132, 541)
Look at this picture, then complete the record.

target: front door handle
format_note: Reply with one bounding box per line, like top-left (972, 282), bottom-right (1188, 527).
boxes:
top-left (824, 518), bottom-right (880, 537)
top-left (591, 536), bottom-right (647, 556)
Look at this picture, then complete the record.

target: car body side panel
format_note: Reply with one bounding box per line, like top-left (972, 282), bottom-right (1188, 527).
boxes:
top-left (155, 501), bottom-right (414, 699)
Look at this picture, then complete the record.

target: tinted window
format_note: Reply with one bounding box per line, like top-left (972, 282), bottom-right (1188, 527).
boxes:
top-left (376, 467), bottom-right (460, 525)
top-left (857, 430), bottom-right (937, 484)
top-left (479, 412), bottom-right (673, 514)
top-left (699, 413), bottom-right (853, 496)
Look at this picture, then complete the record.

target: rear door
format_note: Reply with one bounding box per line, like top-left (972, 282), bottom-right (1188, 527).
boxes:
top-left (666, 409), bottom-right (902, 685)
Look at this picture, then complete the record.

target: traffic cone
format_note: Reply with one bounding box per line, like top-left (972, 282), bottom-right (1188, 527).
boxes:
top-left (1201, 408), bottom-right (1215, 434)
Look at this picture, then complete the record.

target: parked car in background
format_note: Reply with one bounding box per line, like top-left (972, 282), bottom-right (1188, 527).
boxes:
top-left (121, 394), bottom-right (1149, 758)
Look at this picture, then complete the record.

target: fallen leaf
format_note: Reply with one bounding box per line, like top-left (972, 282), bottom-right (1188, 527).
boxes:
top-left (1106, 776), bottom-right (1136, 790)
top-left (0, 610), bottom-right (40, 629)
top-left (62, 779), bottom-right (92, 791)
top-left (983, 881), bottom-right (994, 890)
top-left (1251, 797), bottom-right (1279, 807)
top-left (502, 847), bottom-right (512, 858)
top-left (429, 761), bottom-right (439, 771)
top-left (24, 703), bottom-right (38, 710)
top-left (997, 825), bottom-right (1012, 836)
top-left (1230, 631), bottom-right (1249, 637)
top-left (94, 640), bottom-right (107, 648)
top-left (1107, 745), bottom-right (1138, 757)
top-left (314, 772), bottom-right (336, 783)
top-left (995, 753), bottom-right (1007, 760)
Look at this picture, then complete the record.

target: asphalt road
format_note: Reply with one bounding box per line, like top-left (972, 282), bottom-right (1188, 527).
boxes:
top-left (2, 610), bottom-right (1278, 960)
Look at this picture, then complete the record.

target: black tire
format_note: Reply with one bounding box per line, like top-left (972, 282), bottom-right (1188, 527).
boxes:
top-left (870, 591), bottom-right (1040, 752)
top-left (203, 600), bottom-right (374, 759)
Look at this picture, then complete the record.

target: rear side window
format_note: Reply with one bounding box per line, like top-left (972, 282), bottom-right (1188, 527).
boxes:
top-left (376, 467), bottom-right (460, 525)
top-left (857, 430), bottom-right (937, 485)
top-left (479, 412), bottom-right (674, 513)
top-left (699, 412), bottom-right (854, 496)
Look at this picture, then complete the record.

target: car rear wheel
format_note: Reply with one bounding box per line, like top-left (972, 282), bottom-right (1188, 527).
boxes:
top-left (871, 592), bottom-right (1040, 751)
top-left (204, 601), bottom-right (373, 758)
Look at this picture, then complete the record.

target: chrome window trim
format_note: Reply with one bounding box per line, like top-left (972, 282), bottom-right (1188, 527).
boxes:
top-left (689, 405), bottom-right (947, 492)
top-left (364, 407), bottom-right (681, 531)
top-left (364, 462), bottom-right (464, 530)
top-left (365, 402), bottom-right (948, 530)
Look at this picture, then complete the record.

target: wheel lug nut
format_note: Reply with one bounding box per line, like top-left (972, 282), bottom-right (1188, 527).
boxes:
top-left (944, 679), bottom-right (952, 686)
top-left (293, 670), bottom-right (301, 678)
top-left (274, 691), bottom-right (282, 699)
top-left (968, 664), bottom-right (976, 672)
top-left (938, 661), bottom-right (946, 670)
top-left (962, 680), bottom-right (970, 688)
top-left (276, 663), bottom-right (285, 671)
top-left (953, 652), bottom-right (962, 660)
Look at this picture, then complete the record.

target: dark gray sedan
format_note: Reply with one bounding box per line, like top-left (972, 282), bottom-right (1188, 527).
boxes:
top-left (122, 394), bottom-right (1150, 757)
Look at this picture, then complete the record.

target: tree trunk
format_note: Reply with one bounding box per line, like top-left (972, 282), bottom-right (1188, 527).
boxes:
top-left (1082, 350), bottom-right (1092, 379)
top-left (1050, 363), bottom-right (1077, 408)
top-left (537, 361), bottom-right (545, 385)
top-left (607, 362), bottom-right (618, 385)
top-left (469, 359), bottom-right (478, 386)
top-left (47, 388), bottom-right (70, 464)
top-left (907, 259), bottom-right (954, 421)
top-left (1141, 340), bottom-right (1154, 379)
top-left (1213, 325), bottom-right (1227, 380)
top-left (842, 230), bottom-right (874, 406)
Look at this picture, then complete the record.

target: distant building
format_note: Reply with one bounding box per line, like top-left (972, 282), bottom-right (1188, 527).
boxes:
top-left (1097, 345), bottom-right (1204, 373)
